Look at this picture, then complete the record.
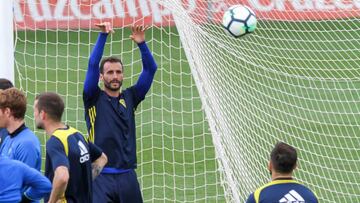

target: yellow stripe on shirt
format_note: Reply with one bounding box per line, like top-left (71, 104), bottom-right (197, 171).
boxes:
top-left (254, 179), bottom-right (300, 203)
top-left (52, 127), bottom-right (79, 156)
top-left (88, 106), bottom-right (96, 142)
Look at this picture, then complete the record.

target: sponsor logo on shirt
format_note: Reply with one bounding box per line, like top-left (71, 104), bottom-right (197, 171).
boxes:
top-left (279, 190), bottom-right (305, 203)
top-left (78, 141), bottom-right (90, 163)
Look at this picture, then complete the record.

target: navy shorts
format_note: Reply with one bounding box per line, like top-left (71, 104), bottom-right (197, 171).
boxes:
top-left (93, 169), bottom-right (143, 203)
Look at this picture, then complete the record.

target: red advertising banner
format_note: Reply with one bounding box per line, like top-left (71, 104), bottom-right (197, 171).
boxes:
top-left (14, 0), bottom-right (360, 30)
top-left (238, 0), bottom-right (360, 20)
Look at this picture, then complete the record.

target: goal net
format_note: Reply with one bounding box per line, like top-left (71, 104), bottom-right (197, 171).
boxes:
top-left (13, 0), bottom-right (360, 202)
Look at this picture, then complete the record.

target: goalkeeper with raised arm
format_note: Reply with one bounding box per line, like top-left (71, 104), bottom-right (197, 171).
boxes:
top-left (83, 22), bottom-right (157, 202)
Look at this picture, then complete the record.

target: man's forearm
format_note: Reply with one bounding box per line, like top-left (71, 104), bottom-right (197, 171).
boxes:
top-left (88, 32), bottom-right (108, 68)
top-left (138, 41), bottom-right (157, 74)
top-left (92, 153), bottom-right (107, 180)
top-left (48, 177), bottom-right (68, 203)
top-left (22, 165), bottom-right (52, 201)
top-left (23, 179), bottom-right (52, 201)
top-left (84, 32), bottom-right (108, 96)
top-left (134, 42), bottom-right (158, 98)
top-left (48, 175), bottom-right (68, 203)
top-left (48, 167), bottom-right (69, 203)
top-left (92, 163), bottom-right (103, 180)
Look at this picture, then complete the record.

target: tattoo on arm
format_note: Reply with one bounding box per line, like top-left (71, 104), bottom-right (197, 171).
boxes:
top-left (92, 163), bottom-right (103, 180)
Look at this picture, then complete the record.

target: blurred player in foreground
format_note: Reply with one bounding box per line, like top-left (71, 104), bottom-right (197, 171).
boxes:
top-left (0, 156), bottom-right (51, 202)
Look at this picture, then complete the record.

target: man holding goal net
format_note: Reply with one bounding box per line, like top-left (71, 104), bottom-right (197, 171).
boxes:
top-left (83, 22), bottom-right (157, 202)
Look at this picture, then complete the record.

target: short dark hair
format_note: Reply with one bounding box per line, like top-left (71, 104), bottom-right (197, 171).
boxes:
top-left (35, 92), bottom-right (64, 122)
top-left (0, 78), bottom-right (13, 90)
top-left (99, 56), bottom-right (123, 74)
top-left (0, 88), bottom-right (26, 119)
top-left (270, 142), bottom-right (297, 174)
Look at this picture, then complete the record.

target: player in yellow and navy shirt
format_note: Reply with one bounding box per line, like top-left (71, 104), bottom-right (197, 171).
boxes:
top-left (83, 22), bottom-right (157, 202)
top-left (246, 142), bottom-right (318, 203)
top-left (34, 92), bottom-right (108, 203)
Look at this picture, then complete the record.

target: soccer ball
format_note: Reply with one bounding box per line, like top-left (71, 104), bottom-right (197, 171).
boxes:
top-left (222, 5), bottom-right (257, 38)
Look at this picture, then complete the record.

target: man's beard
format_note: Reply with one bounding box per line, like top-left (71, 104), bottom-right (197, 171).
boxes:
top-left (104, 80), bottom-right (122, 91)
top-left (36, 122), bottom-right (44, 130)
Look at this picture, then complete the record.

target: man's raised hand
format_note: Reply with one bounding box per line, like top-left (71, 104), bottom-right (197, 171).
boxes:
top-left (130, 25), bottom-right (149, 44)
top-left (95, 22), bottom-right (114, 34)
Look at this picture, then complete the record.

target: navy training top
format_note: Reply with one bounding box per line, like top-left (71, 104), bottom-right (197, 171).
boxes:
top-left (246, 178), bottom-right (318, 203)
top-left (45, 126), bottom-right (102, 203)
top-left (83, 32), bottom-right (157, 170)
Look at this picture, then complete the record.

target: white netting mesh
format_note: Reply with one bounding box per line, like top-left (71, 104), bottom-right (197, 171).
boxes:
top-left (13, 0), bottom-right (360, 202)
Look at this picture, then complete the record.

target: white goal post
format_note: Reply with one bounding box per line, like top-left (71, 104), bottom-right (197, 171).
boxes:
top-left (0, 0), bottom-right (14, 83)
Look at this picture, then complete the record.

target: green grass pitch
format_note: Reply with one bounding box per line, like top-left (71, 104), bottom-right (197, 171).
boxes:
top-left (14, 21), bottom-right (360, 202)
